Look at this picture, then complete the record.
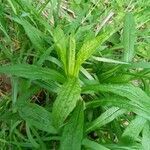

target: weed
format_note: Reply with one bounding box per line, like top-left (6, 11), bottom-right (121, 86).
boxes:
top-left (0, 0), bottom-right (150, 149)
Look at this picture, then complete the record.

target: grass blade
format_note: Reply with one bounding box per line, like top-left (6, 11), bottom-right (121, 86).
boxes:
top-left (123, 12), bottom-right (136, 62)
top-left (13, 17), bottom-right (45, 53)
top-left (26, 123), bottom-right (39, 148)
top-left (7, 0), bottom-right (17, 14)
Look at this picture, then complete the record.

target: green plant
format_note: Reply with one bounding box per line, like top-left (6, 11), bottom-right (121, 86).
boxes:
top-left (0, 0), bottom-right (150, 149)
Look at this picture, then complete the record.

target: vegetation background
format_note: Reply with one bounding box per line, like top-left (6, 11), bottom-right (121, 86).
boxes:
top-left (0, 0), bottom-right (150, 149)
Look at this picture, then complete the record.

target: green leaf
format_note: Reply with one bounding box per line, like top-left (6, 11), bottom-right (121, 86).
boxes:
top-left (142, 123), bottom-right (150, 150)
top-left (18, 102), bottom-right (57, 134)
top-left (52, 78), bottom-right (81, 128)
top-left (86, 107), bottom-right (125, 133)
top-left (92, 56), bottom-right (128, 64)
top-left (7, 0), bottom-right (17, 14)
top-left (82, 84), bottom-right (150, 112)
top-left (37, 46), bottom-right (53, 65)
top-left (11, 76), bottom-right (18, 112)
top-left (83, 84), bottom-right (150, 121)
top-left (0, 64), bottom-right (65, 83)
top-left (85, 96), bottom-right (150, 121)
top-left (33, 80), bottom-right (60, 93)
top-left (13, 17), bottom-right (45, 53)
top-left (126, 62), bottom-right (150, 69)
top-left (53, 26), bottom-right (67, 72)
top-left (123, 12), bottom-right (136, 62)
top-left (0, 22), bottom-right (10, 40)
top-left (75, 37), bottom-right (99, 75)
top-left (60, 101), bottom-right (84, 150)
top-left (106, 143), bottom-right (141, 150)
top-left (82, 138), bottom-right (110, 150)
top-left (26, 123), bottom-right (40, 148)
top-left (122, 116), bottom-right (147, 142)
top-left (67, 34), bottom-right (76, 77)
top-left (74, 32), bottom-right (109, 76)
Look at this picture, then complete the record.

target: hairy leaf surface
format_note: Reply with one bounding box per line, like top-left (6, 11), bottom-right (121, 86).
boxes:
top-left (52, 78), bottom-right (81, 128)
top-left (60, 101), bottom-right (84, 150)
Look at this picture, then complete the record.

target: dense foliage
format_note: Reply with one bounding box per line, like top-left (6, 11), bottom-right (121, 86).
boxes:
top-left (0, 0), bottom-right (150, 149)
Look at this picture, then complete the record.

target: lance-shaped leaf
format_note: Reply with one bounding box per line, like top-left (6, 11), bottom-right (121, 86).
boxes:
top-left (82, 84), bottom-right (150, 111)
top-left (52, 78), bottom-right (81, 128)
top-left (60, 101), bottom-right (84, 150)
top-left (18, 102), bottom-right (57, 134)
top-left (85, 96), bottom-right (150, 121)
top-left (122, 116), bottom-right (147, 143)
top-left (67, 34), bottom-right (76, 77)
top-left (13, 17), bottom-right (45, 53)
top-left (83, 84), bottom-right (150, 121)
top-left (123, 13), bottom-right (136, 62)
top-left (74, 31), bottom-right (110, 76)
top-left (0, 64), bottom-right (65, 83)
top-left (86, 107), bottom-right (125, 133)
top-left (53, 26), bottom-right (67, 72)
